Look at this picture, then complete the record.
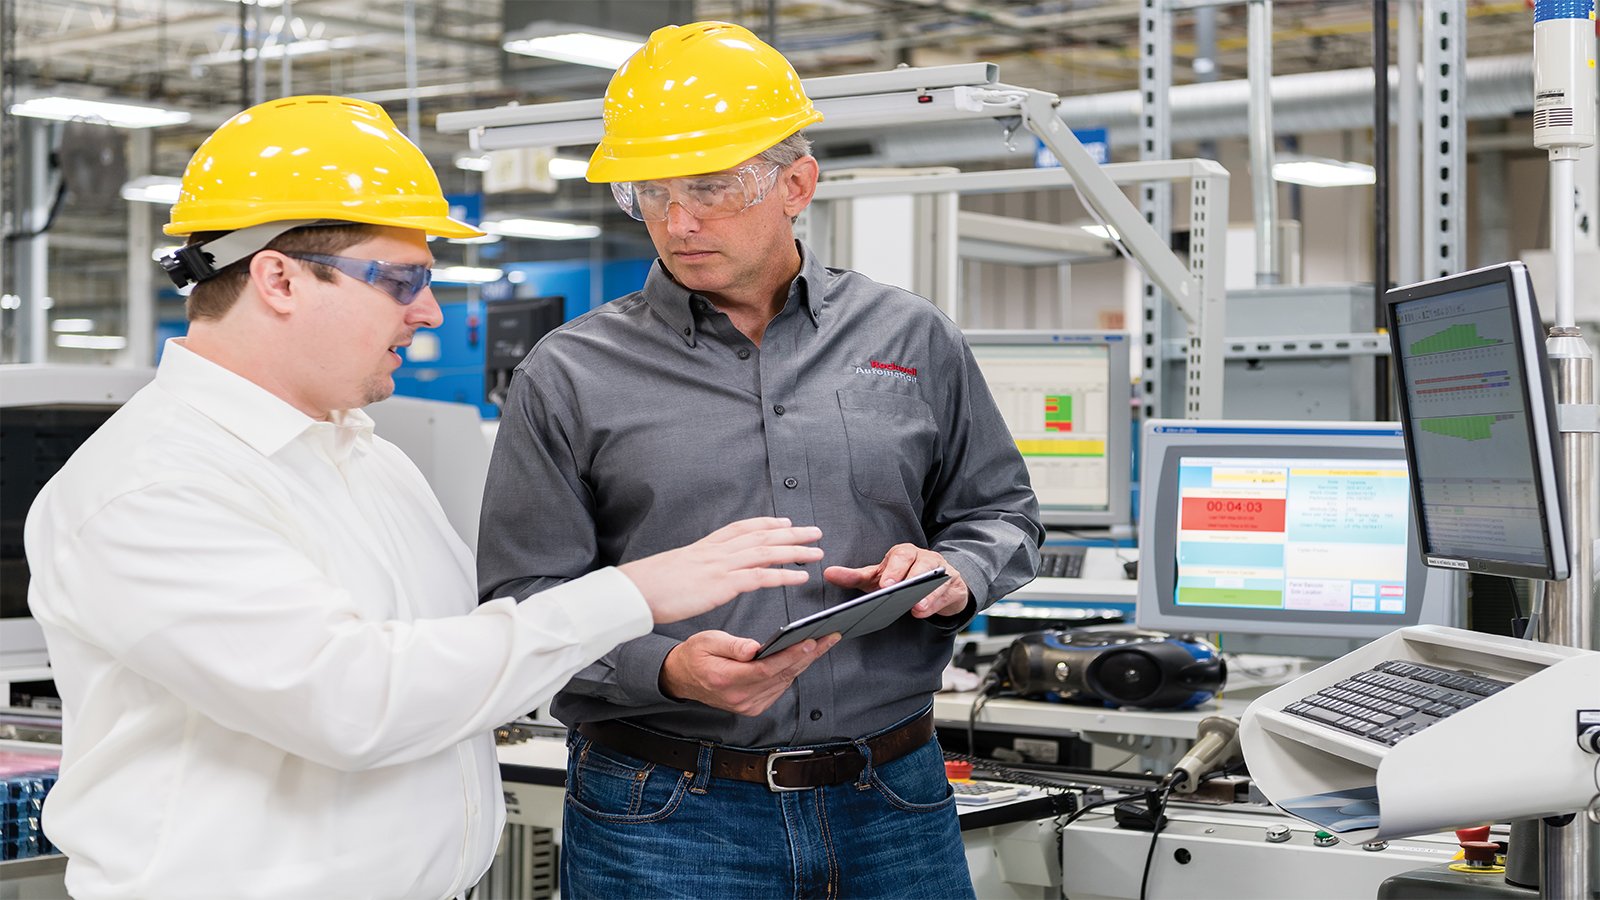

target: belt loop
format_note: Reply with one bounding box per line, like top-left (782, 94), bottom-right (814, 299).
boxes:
top-left (852, 736), bottom-right (875, 790)
top-left (689, 740), bottom-right (715, 794)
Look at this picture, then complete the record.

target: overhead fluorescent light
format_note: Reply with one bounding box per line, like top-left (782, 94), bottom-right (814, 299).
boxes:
top-left (10, 97), bottom-right (191, 129)
top-left (431, 266), bottom-right (504, 284)
top-left (194, 35), bottom-right (375, 66)
top-left (482, 218), bottom-right (601, 241)
top-left (502, 24), bottom-right (642, 69)
top-left (446, 233), bottom-right (503, 245)
top-left (549, 157), bottom-right (589, 180)
top-left (455, 153), bottom-right (493, 172)
top-left (51, 318), bottom-right (95, 333)
top-left (55, 334), bottom-right (128, 350)
top-left (121, 175), bottom-right (183, 205)
top-left (1271, 158), bottom-right (1376, 188)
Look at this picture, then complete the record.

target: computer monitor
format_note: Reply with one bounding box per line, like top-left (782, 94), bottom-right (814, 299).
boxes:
top-left (965, 330), bottom-right (1132, 530)
top-left (1135, 420), bottom-right (1461, 642)
top-left (0, 366), bottom-right (155, 672)
top-left (1384, 262), bottom-right (1570, 581)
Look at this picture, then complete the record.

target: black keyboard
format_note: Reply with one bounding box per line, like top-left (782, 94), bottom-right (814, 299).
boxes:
top-left (1284, 660), bottom-right (1510, 747)
top-left (1039, 547), bottom-right (1086, 579)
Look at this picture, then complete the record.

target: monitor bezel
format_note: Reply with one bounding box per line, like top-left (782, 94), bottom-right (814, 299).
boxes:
top-left (963, 330), bottom-right (1132, 530)
top-left (1134, 419), bottom-right (1461, 640)
top-left (1383, 262), bottom-right (1571, 581)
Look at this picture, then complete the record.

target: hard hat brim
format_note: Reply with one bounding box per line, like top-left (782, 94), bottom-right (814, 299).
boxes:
top-left (165, 212), bottom-right (485, 240)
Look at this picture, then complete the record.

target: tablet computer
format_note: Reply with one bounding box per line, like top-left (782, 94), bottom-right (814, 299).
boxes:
top-left (754, 567), bottom-right (950, 660)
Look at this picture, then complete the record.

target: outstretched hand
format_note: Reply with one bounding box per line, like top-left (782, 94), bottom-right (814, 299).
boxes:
top-left (823, 542), bottom-right (970, 619)
top-left (619, 517), bottom-right (824, 624)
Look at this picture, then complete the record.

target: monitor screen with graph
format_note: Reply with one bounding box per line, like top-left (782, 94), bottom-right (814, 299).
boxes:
top-left (1385, 261), bottom-right (1569, 580)
top-left (1135, 420), bottom-right (1460, 640)
top-left (965, 331), bottom-right (1131, 529)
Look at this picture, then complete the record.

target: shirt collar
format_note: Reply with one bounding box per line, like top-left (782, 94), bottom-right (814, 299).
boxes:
top-left (155, 338), bottom-right (375, 459)
top-left (642, 240), bottom-right (828, 347)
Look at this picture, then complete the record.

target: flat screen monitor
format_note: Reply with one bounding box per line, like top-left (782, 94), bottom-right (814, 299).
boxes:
top-left (1385, 262), bottom-right (1570, 580)
top-left (1135, 420), bottom-right (1460, 641)
top-left (0, 366), bottom-right (155, 671)
top-left (965, 331), bottom-right (1132, 530)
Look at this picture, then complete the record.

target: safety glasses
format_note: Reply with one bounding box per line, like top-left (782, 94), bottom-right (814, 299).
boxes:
top-left (611, 163), bottom-right (783, 222)
top-left (286, 253), bottom-right (433, 305)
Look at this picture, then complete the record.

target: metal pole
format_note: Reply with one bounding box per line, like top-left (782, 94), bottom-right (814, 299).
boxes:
top-left (1552, 159), bottom-right (1577, 328)
top-left (403, 0), bottom-right (420, 143)
top-left (1248, 0), bottom-right (1279, 285)
top-left (1397, 0), bottom-right (1420, 285)
top-left (19, 118), bottom-right (50, 364)
top-left (1374, 0), bottom-right (1391, 295)
top-left (1541, 323), bottom-right (1598, 899)
top-left (124, 128), bottom-right (154, 368)
top-left (280, 0), bottom-right (293, 98)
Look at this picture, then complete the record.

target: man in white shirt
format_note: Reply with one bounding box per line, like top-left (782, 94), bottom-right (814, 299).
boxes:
top-left (23, 95), bottom-right (828, 900)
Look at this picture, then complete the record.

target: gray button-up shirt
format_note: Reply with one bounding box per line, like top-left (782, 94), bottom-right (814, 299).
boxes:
top-left (478, 241), bottom-right (1041, 747)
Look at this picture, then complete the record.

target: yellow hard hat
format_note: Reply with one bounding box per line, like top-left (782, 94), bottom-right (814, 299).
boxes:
top-left (586, 21), bottom-right (824, 183)
top-left (165, 95), bottom-right (481, 239)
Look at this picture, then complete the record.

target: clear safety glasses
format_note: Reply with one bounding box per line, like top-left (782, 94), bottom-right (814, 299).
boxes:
top-left (611, 163), bottom-right (783, 222)
top-left (287, 253), bottom-right (433, 305)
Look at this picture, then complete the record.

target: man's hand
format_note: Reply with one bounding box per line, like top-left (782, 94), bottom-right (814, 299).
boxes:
top-left (823, 543), bottom-right (970, 619)
top-left (618, 517), bottom-right (823, 624)
top-left (660, 630), bottom-right (842, 716)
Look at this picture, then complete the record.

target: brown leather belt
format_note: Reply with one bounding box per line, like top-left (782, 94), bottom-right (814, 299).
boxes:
top-left (577, 710), bottom-right (934, 792)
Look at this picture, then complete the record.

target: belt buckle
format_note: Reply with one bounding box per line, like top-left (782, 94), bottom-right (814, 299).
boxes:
top-left (764, 748), bottom-right (814, 792)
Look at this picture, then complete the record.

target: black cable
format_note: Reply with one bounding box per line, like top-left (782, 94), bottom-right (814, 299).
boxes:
top-left (1137, 783), bottom-right (1174, 900)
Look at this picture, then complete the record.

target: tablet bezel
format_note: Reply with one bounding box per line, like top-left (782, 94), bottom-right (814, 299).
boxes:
top-left (753, 567), bottom-right (951, 660)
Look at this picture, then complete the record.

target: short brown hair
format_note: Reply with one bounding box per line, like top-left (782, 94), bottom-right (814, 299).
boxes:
top-left (184, 223), bottom-right (385, 321)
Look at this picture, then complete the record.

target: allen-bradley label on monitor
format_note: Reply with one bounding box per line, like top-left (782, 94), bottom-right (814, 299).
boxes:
top-left (1426, 557), bottom-right (1470, 570)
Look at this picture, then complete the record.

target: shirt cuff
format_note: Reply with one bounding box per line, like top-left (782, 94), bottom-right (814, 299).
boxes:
top-left (522, 566), bottom-right (653, 658)
top-left (926, 555), bottom-right (987, 633)
top-left (612, 632), bottom-right (684, 706)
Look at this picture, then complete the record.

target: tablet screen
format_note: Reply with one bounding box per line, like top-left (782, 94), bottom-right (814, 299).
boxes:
top-left (754, 568), bottom-right (950, 659)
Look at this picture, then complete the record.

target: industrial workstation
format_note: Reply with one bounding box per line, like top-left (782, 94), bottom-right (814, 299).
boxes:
top-left (1, 2), bottom-right (1597, 898)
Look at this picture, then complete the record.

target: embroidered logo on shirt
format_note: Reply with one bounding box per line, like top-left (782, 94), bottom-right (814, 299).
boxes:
top-left (854, 359), bottom-right (919, 384)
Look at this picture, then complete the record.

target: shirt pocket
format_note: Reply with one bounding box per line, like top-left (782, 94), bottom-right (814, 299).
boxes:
top-left (837, 389), bottom-right (939, 507)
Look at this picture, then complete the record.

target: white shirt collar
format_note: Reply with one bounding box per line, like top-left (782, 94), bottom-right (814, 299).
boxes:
top-left (155, 338), bottom-right (375, 459)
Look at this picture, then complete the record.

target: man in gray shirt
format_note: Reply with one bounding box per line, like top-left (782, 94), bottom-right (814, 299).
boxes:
top-left (478, 21), bottom-right (1041, 899)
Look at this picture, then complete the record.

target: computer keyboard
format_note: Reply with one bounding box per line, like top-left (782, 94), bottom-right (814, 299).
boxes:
top-left (1038, 547), bottom-right (1086, 579)
top-left (950, 781), bottom-right (1023, 805)
top-left (1283, 660), bottom-right (1510, 747)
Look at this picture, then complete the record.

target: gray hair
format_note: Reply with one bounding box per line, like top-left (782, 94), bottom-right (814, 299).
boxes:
top-left (757, 131), bottom-right (814, 168)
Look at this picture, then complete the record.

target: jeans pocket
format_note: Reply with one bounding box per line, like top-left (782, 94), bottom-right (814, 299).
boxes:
top-left (566, 736), bottom-right (691, 824)
top-left (867, 738), bottom-right (955, 813)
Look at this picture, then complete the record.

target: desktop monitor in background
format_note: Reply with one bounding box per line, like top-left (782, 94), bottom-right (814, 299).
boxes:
top-left (1135, 420), bottom-right (1461, 653)
top-left (965, 331), bottom-right (1132, 531)
top-left (1385, 262), bottom-right (1570, 581)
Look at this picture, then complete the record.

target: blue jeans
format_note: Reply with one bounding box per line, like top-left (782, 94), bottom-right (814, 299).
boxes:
top-left (560, 712), bottom-right (975, 900)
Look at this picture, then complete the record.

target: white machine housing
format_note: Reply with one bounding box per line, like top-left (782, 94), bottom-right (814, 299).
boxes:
top-left (1240, 624), bottom-right (1600, 843)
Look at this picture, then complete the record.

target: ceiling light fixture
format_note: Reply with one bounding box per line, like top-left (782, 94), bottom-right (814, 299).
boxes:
top-left (482, 218), bottom-right (601, 241)
top-left (502, 24), bottom-right (643, 69)
top-left (454, 153), bottom-right (493, 172)
top-left (51, 318), bottom-right (95, 333)
top-left (55, 334), bottom-right (128, 351)
top-left (10, 97), bottom-right (191, 129)
top-left (548, 157), bottom-right (589, 180)
top-left (120, 175), bottom-right (183, 205)
top-left (1271, 157), bottom-right (1376, 188)
top-left (432, 266), bottom-right (504, 284)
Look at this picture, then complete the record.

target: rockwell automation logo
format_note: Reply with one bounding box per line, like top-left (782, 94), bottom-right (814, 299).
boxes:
top-left (854, 359), bottom-right (919, 384)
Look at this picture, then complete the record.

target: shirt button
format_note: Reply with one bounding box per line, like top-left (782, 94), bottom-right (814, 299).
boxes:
top-left (773, 404), bottom-right (786, 416)
top-left (810, 709), bottom-right (823, 721)
top-left (682, 327), bottom-right (691, 337)
top-left (783, 477), bottom-right (799, 489)
top-left (737, 348), bottom-right (751, 360)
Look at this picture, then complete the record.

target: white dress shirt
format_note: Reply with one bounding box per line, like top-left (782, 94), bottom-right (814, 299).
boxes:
top-left (25, 340), bottom-right (652, 899)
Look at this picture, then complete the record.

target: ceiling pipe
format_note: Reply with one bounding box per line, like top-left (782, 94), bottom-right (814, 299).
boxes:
top-left (816, 54), bottom-right (1535, 167)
